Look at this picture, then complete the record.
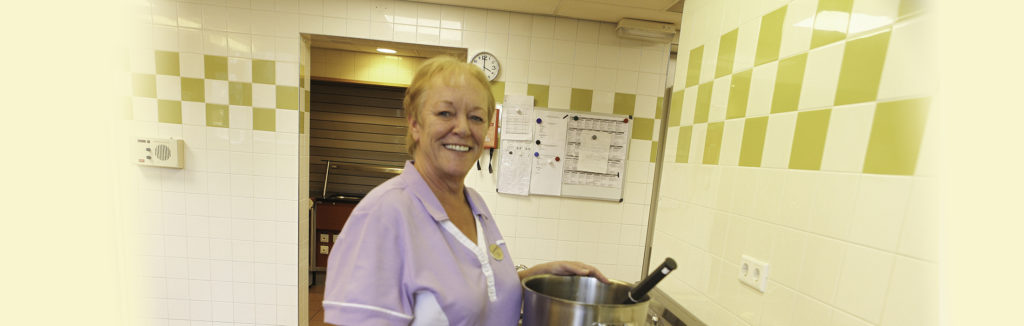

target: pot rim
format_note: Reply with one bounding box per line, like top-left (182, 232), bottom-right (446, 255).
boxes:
top-left (520, 274), bottom-right (650, 307)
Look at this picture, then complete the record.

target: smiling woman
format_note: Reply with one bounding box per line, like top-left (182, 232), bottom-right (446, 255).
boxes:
top-left (322, 56), bottom-right (609, 326)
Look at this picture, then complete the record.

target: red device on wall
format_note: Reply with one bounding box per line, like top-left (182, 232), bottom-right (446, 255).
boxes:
top-left (484, 108), bottom-right (499, 149)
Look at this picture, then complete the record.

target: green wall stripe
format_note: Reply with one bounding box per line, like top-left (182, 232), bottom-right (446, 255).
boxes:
top-left (181, 77), bottom-right (205, 102)
top-left (835, 31), bottom-right (891, 106)
top-left (614, 93), bottom-right (637, 116)
top-left (789, 109), bottom-right (832, 170)
top-left (132, 74), bottom-right (156, 98)
top-left (157, 100), bottom-right (182, 124)
top-left (899, 0), bottom-right (926, 17)
top-left (633, 118), bottom-right (654, 140)
top-left (694, 82), bottom-right (713, 124)
top-left (771, 53), bottom-right (808, 114)
top-left (811, 0), bottom-right (854, 49)
top-left (738, 116), bottom-right (769, 167)
top-left (491, 81), bottom-right (505, 104)
top-left (668, 90), bottom-right (684, 127)
top-left (527, 84), bottom-right (550, 107)
top-left (253, 60), bottom-right (276, 84)
top-left (686, 46), bottom-right (704, 87)
top-left (277, 86), bottom-right (299, 110)
top-left (650, 140), bottom-right (659, 163)
top-left (716, 29), bottom-right (739, 78)
top-left (727, 69), bottom-right (752, 119)
top-left (206, 104), bottom-right (229, 128)
top-left (253, 108), bottom-right (276, 132)
top-left (204, 55), bottom-right (228, 80)
top-left (229, 82), bottom-right (252, 106)
top-left (676, 125), bottom-right (693, 163)
top-left (656, 97), bottom-right (665, 120)
top-left (155, 51), bottom-right (180, 76)
top-left (863, 97), bottom-right (930, 175)
top-left (570, 88), bottom-right (593, 111)
top-left (754, 6), bottom-right (788, 66)
top-left (703, 122), bottom-right (725, 164)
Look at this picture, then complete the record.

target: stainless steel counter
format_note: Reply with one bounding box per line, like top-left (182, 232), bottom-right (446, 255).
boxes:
top-left (645, 288), bottom-right (705, 326)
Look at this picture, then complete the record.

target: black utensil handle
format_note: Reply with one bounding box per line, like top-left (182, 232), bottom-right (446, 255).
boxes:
top-left (624, 257), bottom-right (677, 304)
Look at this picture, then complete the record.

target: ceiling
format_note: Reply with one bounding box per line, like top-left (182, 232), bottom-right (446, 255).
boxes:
top-left (408, 0), bottom-right (684, 27)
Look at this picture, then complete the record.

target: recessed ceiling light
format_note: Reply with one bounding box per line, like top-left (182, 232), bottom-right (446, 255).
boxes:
top-left (377, 48), bottom-right (397, 54)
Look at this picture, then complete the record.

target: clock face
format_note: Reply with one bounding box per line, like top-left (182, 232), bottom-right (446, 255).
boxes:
top-left (470, 52), bottom-right (500, 81)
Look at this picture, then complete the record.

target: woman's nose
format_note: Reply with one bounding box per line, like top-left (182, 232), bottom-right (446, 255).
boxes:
top-left (452, 115), bottom-right (471, 135)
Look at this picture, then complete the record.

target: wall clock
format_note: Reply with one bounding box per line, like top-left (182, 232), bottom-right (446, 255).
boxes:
top-left (470, 52), bottom-right (500, 82)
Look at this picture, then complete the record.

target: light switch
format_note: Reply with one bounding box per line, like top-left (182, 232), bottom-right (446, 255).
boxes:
top-left (319, 234), bottom-right (329, 242)
top-left (319, 245), bottom-right (329, 254)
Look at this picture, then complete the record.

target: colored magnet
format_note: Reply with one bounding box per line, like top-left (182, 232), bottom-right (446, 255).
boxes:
top-left (536, 118), bottom-right (542, 124)
top-left (555, 156), bottom-right (560, 162)
top-left (535, 140), bottom-right (541, 145)
top-left (573, 116), bottom-right (579, 121)
top-left (592, 135), bottom-right (598, 140)
top-left (623, 118), bottom-right (629, 123)
top-left (534, 152), bottom-right (539, 157)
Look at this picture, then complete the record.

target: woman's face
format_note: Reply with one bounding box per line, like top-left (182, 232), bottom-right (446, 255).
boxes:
top-left (408, 72), bottom-right (490, 181)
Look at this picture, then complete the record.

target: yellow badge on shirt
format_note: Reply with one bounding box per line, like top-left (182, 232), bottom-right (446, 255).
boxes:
top-left (489, 244), bottom-right (504, 261)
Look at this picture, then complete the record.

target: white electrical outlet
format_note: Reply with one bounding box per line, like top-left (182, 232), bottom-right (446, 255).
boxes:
top-left (319, 245), bottom-right (330, 255)
top-left (739, 255), bottom-right (770, 293)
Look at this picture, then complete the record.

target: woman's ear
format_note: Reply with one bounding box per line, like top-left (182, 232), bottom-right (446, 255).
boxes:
top-left (407, 114), bottom-right (420, 142)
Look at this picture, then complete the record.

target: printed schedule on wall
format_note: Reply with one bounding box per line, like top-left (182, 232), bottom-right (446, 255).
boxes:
top-left (496, 95), bottom-right (631, 202)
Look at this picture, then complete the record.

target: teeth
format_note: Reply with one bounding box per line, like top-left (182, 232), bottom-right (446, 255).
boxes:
top-left (444, 144), bottom-right (470, 152)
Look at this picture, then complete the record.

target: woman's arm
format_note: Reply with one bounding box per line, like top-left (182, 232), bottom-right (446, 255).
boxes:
top-left (517, 261), bottom-right (610, 283)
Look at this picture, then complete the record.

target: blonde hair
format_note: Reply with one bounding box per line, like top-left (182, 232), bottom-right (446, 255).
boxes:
top-left (403, 55), bottom-right (496, 156)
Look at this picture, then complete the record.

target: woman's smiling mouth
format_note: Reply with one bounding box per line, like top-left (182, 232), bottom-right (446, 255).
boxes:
top-left (443, 144), bottom-right (471, 152)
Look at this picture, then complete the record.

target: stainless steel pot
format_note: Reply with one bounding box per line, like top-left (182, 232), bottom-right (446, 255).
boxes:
top-left (521, 275), bottom-right (649, 326)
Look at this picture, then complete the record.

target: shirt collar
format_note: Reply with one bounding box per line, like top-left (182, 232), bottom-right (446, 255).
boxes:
top-left (400, 160), bottom-right (489, 222)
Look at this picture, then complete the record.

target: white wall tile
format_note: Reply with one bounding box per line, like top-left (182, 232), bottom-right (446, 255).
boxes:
top-left (548, 86), bottom-right (570, 109)
top-left (833, 245), bottom-right (895, 323)
top-left (796, 235), bottom-right (845, 304)
top-left (849, 174), bottom-right (912, 251)
top-left (761, 111), bottom-right (796, 168)
top-left (820, 103), bottom-right (874, 172)
top-left (615, 69), bottom-right (638, 94)
top-left (878, 16), bottom-right (937, 100)
top-left (392, 0), bottom-right (416, 25)
top-left (299, 14), bottom-right (323, 33)
top-left (346, 19), bottom-right (370, 38)
top-left (709, 76), bottom-right (730, 122)
top-left (780, 0), bottom-right (817, 59)
top-left (439, 5), bottom-right (462, 29)
top-left (880, 257), bottom-right (938, 326)
top-left (719, 118), bottom-right (744, 166)
top-left (203, 5), bottom-right (228, 31)
top-left (373, 21), bottom-right (396, 41)
top-left (509, 13), bottom-right (532, 36)
top-left (463, 7), bottom-right (486, 32)
top-left (807, 172), bottom-right (860, 240)
top-left (486, 10), bottom-right (509, 34)
top-left (747, 60), bottom-right (777, 118)
top-left (156, 76), bottom-right (182, 100)
top-left (324, 0), bottom-right (347, 18)
top-left (591, 90), bottom-right (613, 114)
top-left (799, 42), bottom-right (844, 110)
top-left (553, 17), bottom-right (577, 41)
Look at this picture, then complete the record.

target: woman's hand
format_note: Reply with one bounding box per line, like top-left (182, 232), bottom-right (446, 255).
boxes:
top-left (518, 261), bottom-right (611, 283)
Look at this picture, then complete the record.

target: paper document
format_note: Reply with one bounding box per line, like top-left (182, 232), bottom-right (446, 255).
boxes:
top-left (497, 140), bottom-right (533, 196)
top-left (500, 95), bottom-right (535, 140)
top-left (577, 130), bottom-right (611, 173)
top-left (529, 110), bottom-right (568, 196)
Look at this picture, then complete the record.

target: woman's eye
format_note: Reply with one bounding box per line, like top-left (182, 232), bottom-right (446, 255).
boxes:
top-left (470, 115), bottom-right (485, 122)
top-left (437, 111), bottom-right (453, 117)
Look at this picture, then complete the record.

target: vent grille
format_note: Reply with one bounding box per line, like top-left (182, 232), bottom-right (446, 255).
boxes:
top-left (154, 144), bottom-right (172, 160)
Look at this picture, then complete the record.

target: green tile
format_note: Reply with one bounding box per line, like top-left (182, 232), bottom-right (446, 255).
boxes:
top-left (253, 108), bottom-right (276, 132)
top-left (702, 122), bottom-right (725, 165)
top-left (253, 60), bottom-right (276, 84)
top-left (155, 51), bottom-right (180, 76)
top-left (656, 97), bottom-right (665, 119)
top-left (181, 77), bottom-right (205, 102)
top-left (204, 55), bottom-right (228, 80)
top-left (206, 104), bottom-right (229, 128)
top-left (304, 89), bottom-right (311, 112)
top-left (899, 0), bottom-right (926, 17)
top-left (755, 6), bottom-right (788, 66)
top-left (811, 0), bottom-right (854, 49)
top-left (693, 82), bottom-right (713, 124)
top-left (835, 31), bottom-right (891, 106)
top-left (570, 88), bottom-right (593, 112)
top-left (527, 84), bottom-right (550, 107)
top-left (685, 46), bottom-right (704, 87)
top-left (727, 69), bottom-right (752, 119)
top-left (299, 111), bottom-right (306, 134)
top-left (738, 116), bottom-right (769, 167)
top-left (132, 74), bottom-right (156, 98)
top-left (863, 98), bottom-right (930, 175)
top-left (715, 29), bottom-right (739, 78)
top-left (157, 100), bottom-right (182, 124)
top-left (668, 90), bottom-right (684, 127)
top-left (491, 81), bottom-right (505, 104)
top-left (613, 93), bottom-right (636, 116)
top-left (789, 109), bottom-right (832, 170)
top-left (676, 125), bottom-right (693, 163)
top-left (632, 118), bottom-right (654, 140)
top-left (650, 141), bottom-right (659, 163)
top-left (277, 86), bottom-right (299, 110)
top-left (771, 53), bottom-right (808, 113)
top-left (229, 82), bottom-right (252, 106)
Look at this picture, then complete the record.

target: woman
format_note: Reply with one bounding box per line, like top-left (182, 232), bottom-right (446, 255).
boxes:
top-left (322, 56), bottom-right (608, 326)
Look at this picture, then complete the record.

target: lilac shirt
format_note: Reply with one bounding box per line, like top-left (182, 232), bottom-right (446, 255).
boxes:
top-left (323, 161), bottom-right (522, 326)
